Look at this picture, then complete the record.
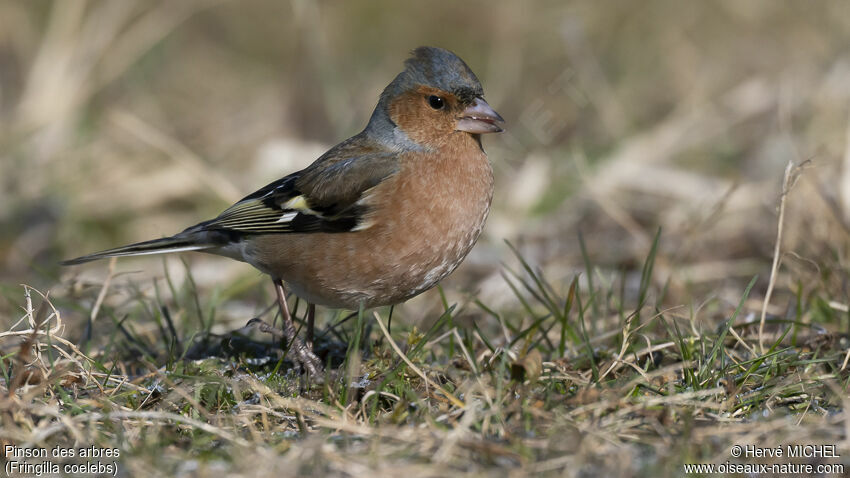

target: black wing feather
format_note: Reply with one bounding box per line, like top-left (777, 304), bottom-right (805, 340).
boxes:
top-left (185, 135), bottom-right (399, 238)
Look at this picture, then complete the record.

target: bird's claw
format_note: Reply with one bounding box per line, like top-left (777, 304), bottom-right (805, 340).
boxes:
top-left (247, 317), bottom-right (323, 377)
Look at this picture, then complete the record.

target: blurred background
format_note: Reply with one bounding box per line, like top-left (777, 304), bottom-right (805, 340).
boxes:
top-left (1, 0), bottom-right (849, 329)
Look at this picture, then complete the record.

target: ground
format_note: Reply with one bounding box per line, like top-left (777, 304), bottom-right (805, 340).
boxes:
top-left (2, 1), bottom-right (850, 477)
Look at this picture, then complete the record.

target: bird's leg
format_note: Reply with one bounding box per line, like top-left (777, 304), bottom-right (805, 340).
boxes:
top-left (306, 303), bottom-right (316, 350)
top-left (272, 278), bottom-right (322, 376)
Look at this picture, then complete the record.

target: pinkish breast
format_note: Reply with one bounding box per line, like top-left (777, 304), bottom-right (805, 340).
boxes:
top-left (247, 135), bottom-right (494, 309)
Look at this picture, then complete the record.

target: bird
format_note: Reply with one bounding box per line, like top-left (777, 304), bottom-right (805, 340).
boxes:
top-left (63, 46), bottom-right (504, 374)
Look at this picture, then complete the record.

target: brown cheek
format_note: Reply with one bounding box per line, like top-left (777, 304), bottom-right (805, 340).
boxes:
top-left (388, 92), bottom-right (453, 146)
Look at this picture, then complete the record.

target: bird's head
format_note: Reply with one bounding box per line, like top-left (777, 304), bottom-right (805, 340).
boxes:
top-left (368, 47), bottom-right (504, 149)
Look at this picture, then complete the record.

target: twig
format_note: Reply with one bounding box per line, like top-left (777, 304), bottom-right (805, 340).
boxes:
top-left (30, 410), bottom-right (251, 447)
top-left (372, 311), bottom-right (465, 409)
top-left (758, 160), bottom-right (804, 353)
top-left (90, 256), bottom-right (117, 324)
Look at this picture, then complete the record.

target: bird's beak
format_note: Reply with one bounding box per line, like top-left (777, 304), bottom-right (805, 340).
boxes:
top-left (456, 97), bottom-right (504, 134)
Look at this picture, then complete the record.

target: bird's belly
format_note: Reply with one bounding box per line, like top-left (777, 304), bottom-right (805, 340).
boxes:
top-left (247, 145), bottom-right (494, 310)
top-left (248, 206), bottom-right (487, 309)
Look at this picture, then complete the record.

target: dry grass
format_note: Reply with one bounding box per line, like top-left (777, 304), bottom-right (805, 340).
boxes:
top-left (2, 1), bottom-right (850, 476)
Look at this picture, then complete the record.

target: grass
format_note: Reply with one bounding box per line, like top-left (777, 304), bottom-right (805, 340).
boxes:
top-left (3, 1), bottom-right (850, 476)
top-left (2, 226), bottom-right (849, 476)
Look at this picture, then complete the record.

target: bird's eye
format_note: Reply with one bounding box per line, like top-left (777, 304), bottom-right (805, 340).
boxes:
top-left (427, 95), bottom-right (445, 110)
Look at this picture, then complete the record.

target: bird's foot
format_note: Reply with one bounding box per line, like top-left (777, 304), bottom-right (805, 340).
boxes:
top-left (247, 318), bottom-right (323, 377)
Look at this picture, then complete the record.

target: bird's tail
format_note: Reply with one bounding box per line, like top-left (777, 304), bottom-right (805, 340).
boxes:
top-left (61, 234), bottom-right (215, 266)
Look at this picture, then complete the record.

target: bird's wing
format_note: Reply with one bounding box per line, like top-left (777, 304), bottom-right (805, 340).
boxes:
top-left (190, 136), bottom-right (399, 236)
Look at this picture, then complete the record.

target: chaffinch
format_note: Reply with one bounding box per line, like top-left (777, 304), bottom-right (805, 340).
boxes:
top-left (63, 46), bottom-right (504, 374)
